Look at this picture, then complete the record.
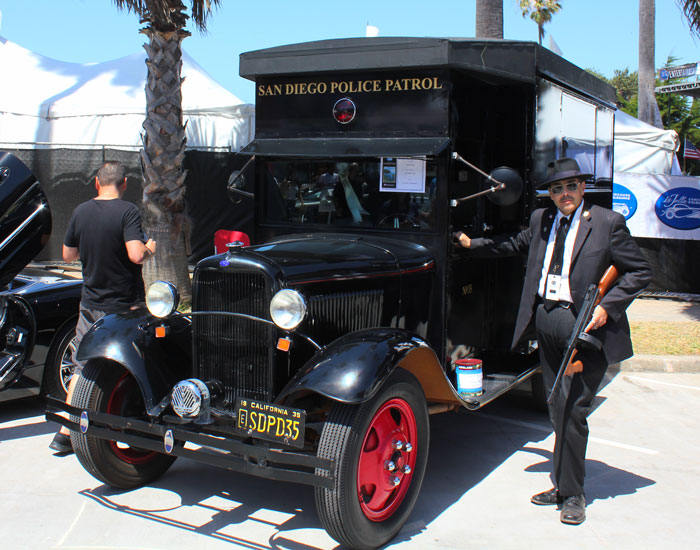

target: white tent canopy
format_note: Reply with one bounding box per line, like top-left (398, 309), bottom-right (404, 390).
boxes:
top-left (0, 36), bottom-right (253, 151)
top-left (614, 109), bottom-right (680, 175)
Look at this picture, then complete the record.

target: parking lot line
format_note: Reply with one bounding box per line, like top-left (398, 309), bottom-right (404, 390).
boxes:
top-left (57, 500), bottom-right (86, 547)
top-left (476, 412), bottom-right (659, 455)
top-left (625, 375), bottom-right (700, 391)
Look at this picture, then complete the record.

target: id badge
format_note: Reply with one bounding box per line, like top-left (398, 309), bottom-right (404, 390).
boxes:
top-left (545, 274), bottom-right (562, 301)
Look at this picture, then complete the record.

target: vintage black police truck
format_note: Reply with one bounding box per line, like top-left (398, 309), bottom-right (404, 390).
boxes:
top-left (48, 38), bottom-right (616, 549)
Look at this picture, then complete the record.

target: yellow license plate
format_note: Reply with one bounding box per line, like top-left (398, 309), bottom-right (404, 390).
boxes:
top-left (235, 398), bottom-right (306, 448)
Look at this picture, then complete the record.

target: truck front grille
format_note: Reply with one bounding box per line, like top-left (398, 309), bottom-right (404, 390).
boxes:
top-left (307, 290), bottom-right (384, 343)
top-left (192, 269), bottom-right (274, 406)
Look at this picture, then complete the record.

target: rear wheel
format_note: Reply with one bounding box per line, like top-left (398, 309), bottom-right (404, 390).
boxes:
top-left (42, 321), bottom-right (78, 401)
top-left (70, 359), bottom-right (176, 489)
top-left (315, 369), bottom-right (429, 550)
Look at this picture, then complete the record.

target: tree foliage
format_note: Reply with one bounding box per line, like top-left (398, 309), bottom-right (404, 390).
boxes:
top-left (586, 67), bottom-right (639, 116)
top-left (591, 57), bottom-right (700, 173)
top-left (655, 57), bottom-right (700, 156)
top-left (114, 0), bottom-right (218, 32)
top-left (519, 0), bottom-right (562, 45)
top-left (677, 0), bottom-right (700, 38)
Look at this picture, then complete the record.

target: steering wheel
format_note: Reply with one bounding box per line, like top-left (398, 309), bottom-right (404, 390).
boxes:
top-left (378, 213), bottom-right (421, 229)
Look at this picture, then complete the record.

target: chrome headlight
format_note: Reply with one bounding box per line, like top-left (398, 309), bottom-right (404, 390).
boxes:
top-left (146, 281), bottom-right (179, 318)
top-left (270, 289), bottom-right (306, 330)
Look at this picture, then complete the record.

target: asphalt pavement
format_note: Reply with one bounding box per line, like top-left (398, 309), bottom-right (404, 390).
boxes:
top-left (0, 296), bottom-right (698, 549)
top-left (2, 370), bottom-right (699, 550)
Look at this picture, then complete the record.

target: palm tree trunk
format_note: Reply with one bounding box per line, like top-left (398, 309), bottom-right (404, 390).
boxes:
top-left (638, 0), bottom-right (663, 128)
top-left (140, 27), bottom-right (192, 300)
top-left (475, 0), bottom-right (503, 39)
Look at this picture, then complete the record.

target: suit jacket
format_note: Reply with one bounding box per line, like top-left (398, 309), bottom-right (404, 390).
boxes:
top-left (470, 202), bottom-right (652, 364)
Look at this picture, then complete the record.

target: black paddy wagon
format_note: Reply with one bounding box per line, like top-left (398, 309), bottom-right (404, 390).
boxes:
top-left (48, 37), bottom-right (616, 550)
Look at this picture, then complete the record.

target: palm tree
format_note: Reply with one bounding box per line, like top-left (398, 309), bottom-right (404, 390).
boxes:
top-left (113, 1), bottom-right (220, 300)
top-left (638, 0), bottom-right (663, 128)
top-left (677, 0), bottom-right (700, 37)
top-left (475, 0), bottom-right (503, 39)
top-left (519, 0), bottom-right (561, 46)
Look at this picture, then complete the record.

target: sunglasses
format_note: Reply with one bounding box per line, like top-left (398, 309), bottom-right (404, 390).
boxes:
top-left (549, 182), bottom-right (580, 195)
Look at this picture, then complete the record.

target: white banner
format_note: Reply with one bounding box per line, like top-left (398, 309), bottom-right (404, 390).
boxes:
top-left (613, 172), bottom-right (700, 240)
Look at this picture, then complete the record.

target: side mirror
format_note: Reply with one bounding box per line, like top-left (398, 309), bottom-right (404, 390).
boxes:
top-left (226, 155), bottom-right (255, 205)
top-left (485, 167), bottom-right (523, 206)
top-left (450, 153), bottom-right (523, 207)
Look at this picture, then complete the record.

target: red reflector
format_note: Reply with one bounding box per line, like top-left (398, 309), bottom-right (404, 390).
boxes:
top-left (155, 326), bottom-right (167, 338)
top-left (277, 338), bottom-right (291, 352)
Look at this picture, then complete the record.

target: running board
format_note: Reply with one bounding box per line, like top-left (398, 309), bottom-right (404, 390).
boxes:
top-left (459, 366), bottom-right (540, 411)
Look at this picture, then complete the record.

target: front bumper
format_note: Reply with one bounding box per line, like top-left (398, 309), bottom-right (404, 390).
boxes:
top-left (45, 396), bottom-right (335, 490)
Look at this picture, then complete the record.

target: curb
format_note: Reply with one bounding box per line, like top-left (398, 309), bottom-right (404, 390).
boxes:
top-left (614, 355), bottom-right (700, 373)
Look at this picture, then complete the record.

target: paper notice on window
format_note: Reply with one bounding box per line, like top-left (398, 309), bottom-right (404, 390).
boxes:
top-left (380, 158), bottom-right (426, 193)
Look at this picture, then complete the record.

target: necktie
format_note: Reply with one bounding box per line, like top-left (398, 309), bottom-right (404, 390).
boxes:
top-left (544, 216), bottom-right (571, 311)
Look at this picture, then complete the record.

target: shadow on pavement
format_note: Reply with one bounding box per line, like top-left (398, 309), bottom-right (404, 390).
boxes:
top-left (523, 447), bottom-right (656, 505)
top-left (73, 395), bottom-right (553, 549)
top-left (81, 461), bottom-right (336, 550)
top-left (0, 396), bottom-right (57, 442)
top-left (681, 302), bottom-right (700, 322)
top-left (67, 372), bottom-right (624, 548)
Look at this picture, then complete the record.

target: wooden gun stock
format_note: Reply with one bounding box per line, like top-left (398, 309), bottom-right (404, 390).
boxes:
top-left (564, 265), bottom-right (621, 376)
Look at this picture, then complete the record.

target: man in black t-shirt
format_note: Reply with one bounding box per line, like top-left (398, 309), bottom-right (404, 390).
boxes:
top-left (49, 161), bottom-right (156, 454)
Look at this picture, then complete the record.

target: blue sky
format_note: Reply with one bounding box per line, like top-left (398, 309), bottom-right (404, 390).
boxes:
top-left (0, 1), bottom-right (697, 104)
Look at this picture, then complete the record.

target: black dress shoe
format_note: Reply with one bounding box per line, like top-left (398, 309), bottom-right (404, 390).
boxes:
top-left (49, 432), bottom-right (74, 455)
top-left (560, 495), bottom-right (586, 525)
top-left (531, 487), bottom-right (562, 506)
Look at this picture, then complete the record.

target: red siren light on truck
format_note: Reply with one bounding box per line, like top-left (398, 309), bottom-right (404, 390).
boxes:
top-left (333, 97), bottom-right (356, 124)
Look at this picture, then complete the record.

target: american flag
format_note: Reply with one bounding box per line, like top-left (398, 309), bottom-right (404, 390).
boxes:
top-left (685, 139), bottom-right (700, 160)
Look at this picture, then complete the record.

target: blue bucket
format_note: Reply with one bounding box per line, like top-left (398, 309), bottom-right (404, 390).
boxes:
top-left (455, 358), bottom-right (483, 397)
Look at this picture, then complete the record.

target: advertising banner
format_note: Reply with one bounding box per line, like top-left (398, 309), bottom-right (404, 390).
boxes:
top-left (658, 62), bottom-right (698, 81)
top-left (613, 172), bottom-right (700, 240)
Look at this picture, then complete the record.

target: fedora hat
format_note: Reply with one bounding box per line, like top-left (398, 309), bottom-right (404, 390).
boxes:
top-left (538, 158), bottom-right (592, 189)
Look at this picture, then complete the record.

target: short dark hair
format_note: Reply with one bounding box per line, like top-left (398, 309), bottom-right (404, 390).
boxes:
top-left (96, 161), bottom-right (125, 187)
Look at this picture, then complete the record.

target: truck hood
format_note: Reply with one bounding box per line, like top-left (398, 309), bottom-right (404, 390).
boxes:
top-left (199, 233), bottom-right (435, 285)
top-left (0, 153), bottom-right (52, 288)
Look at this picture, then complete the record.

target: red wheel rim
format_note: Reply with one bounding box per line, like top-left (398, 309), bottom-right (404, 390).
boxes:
top-left (356, 397), bottom-right (418, 521)
top-left (106, 373), bottom-right (157, 465)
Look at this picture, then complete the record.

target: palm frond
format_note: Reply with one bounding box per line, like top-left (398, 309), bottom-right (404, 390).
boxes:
top-left (113, 0), bottom-right (220, 32)
top-left (677, 0), bottom-right (700, 38)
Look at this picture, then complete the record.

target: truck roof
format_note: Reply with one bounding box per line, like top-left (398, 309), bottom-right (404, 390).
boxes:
top-left (239, 37), bottom-right (616, 106)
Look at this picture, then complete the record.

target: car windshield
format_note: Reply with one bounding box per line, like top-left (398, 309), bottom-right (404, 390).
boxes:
top-left (261, 158), bottom-right (438, 231)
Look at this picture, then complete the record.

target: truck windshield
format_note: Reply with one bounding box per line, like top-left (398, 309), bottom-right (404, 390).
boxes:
top-left (261, 158), bottom-right (437, 231)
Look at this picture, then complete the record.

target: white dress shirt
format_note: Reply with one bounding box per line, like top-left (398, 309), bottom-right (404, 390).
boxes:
top-left (538, 203), bottom-right (583, 302)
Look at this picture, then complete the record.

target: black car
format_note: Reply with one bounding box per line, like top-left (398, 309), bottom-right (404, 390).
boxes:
top-left (48, 38), bottom-right (617, 550)
top-left (0, 152), bottom-right (82, 403)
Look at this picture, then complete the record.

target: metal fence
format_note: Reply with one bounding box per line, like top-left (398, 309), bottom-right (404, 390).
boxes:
top-left (3, 147), bottom-right (252, 263)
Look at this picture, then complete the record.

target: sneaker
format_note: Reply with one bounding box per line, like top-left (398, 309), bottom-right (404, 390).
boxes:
top-left (49, 432), bottom-right (73, 455)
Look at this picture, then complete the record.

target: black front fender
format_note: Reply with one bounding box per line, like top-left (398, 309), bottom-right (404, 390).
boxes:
top-left (277, 328), bottom-right (434, 405)
top-left (77, 307), bottom-right (191, 414)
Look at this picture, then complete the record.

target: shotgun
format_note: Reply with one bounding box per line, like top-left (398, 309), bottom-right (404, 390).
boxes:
top-left (546, 265), bottom-right (620, 405)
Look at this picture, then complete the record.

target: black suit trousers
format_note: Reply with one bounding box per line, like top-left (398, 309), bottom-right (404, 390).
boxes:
top-left (535, 303), bottom-right (608, 497)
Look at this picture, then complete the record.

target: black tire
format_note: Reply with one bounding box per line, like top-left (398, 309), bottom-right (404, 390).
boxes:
top-left (315, 369), bottom-right (429, 550)
top-left (70, 359), bottom-right (176, 489)
top-left (42, 320), bottom-right (78, 401)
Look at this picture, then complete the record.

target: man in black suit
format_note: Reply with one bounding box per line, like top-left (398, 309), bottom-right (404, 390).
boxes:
top-left (456, 158), bottom-right (651, 525)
